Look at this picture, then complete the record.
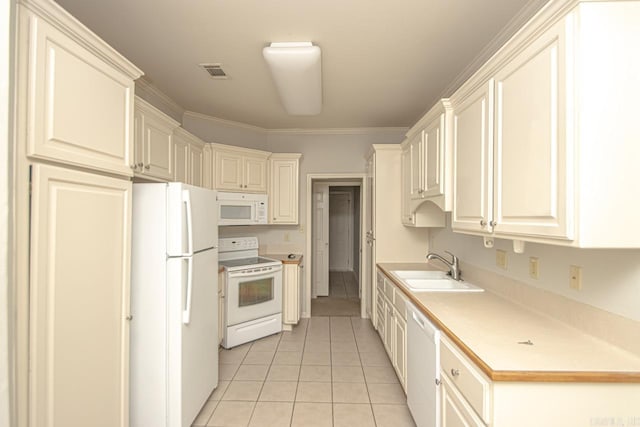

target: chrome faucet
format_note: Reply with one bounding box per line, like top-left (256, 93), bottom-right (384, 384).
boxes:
top-left (426, 251), bottom-right (461, 281)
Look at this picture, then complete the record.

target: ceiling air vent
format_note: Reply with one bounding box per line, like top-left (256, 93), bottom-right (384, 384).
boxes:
top-left (199, 63), bottom-right (229, 79)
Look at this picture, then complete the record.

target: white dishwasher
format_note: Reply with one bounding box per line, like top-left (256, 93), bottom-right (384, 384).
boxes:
top-left (407, 302), bottom-right (441, 427)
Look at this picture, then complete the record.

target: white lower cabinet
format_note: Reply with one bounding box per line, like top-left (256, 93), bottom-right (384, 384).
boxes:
top-left (29, 164), bottom-right (131, 427)
top-left (441, 373), bottom-right (485, 427)
top-left (282, 261), bottom-right (302, 329)
top-left (375, 269), bottom-right (408, 391)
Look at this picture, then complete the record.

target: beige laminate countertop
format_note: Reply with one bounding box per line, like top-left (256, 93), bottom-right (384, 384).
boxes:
top-left (378, 262), bottom-right (640, 383)
top-left (262, 253), bottom-right (303, 265)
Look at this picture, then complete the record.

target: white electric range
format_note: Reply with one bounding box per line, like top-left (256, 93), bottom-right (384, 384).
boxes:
top-left (218, 237), bottom-right (283, 348)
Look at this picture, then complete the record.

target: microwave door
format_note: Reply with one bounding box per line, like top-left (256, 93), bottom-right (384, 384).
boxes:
top-left (219, 201), bottom-right (255, 225)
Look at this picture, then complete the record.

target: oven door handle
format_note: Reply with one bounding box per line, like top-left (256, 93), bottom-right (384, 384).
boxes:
top-left (228, 266), bottom-right (282, 279)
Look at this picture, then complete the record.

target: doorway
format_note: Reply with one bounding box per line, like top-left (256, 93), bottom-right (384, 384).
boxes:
top-left (309, 177), bottom-right (364, 317)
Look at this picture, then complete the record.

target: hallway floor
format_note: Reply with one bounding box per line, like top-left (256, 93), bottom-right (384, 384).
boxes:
top-left (192, 317), bottom-right (416, 427)
top-left (311, 271), bottom-right (360, 317)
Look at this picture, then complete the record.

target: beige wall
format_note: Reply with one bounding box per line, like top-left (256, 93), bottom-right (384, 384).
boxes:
top-left (430, 216), bottom-right (640, 322)
top-left (182, 112), bottom-right (267, 151)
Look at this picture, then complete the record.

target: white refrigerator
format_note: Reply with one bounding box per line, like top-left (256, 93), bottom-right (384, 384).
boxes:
top-left (130, 183), bottom-right (218, 427)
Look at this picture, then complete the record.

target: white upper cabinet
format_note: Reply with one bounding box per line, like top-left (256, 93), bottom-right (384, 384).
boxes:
top-left (450, 0), bottom-right (640, 247)
top-left (406, 100), bottom-right (454, 212)
top-left (215, 145), bottom-right (269, 193)
top-left (269, 153), bottom-right (301, 224)
top-left (203, 145), bottom-right (215, 190)
top-left (400, 142), bottom-right (415, 226)
top-left (18, 3), bottom-right (142, 177)
top-left (451, 81), bottom-right (494, 235)
top-left (172, 127), bottom-right (206, 186)
top-left (492, 19), bottom-right (570, 239)
top-left (133, 97), bottom-right (180, 181)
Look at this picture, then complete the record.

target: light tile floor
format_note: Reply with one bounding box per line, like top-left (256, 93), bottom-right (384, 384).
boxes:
top-left (192, 317), bottom-right (416, 427)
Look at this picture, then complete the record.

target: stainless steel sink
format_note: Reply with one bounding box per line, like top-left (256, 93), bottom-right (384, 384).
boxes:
top-left (390, 270), bottom-right (484, 293)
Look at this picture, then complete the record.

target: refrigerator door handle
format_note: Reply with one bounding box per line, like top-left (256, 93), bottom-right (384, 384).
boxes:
top-left (182, 189), bottom-right (194, 256)
top-left (183, 256), bottom-right (194, 324)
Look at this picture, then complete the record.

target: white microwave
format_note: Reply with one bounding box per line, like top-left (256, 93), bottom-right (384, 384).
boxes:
top-left (217, 192), bottom-right (268, 226)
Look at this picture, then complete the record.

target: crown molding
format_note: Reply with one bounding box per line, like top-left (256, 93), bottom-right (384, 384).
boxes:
top-left (438, 0), bottom-right (550, 100)
top-left (183, 110), bottom-right (408, 136)
top-left (266, 127), bottom-right (408, 136)
top-left (135, 77), bottom-right (185, 122)
top-left (183, 111), bottom-right (266, 133)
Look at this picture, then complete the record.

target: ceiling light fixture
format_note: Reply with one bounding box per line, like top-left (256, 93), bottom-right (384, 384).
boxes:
top-left (262, 42), bottom-right (322, 116)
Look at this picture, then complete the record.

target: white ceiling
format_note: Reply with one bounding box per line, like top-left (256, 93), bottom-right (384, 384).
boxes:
top-left (56, 0), bottom-right (546, 129)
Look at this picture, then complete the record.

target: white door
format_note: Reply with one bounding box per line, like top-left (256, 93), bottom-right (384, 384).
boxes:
top-left (312, 183), bottom-right (330, 297)
top-left (329, 192), bottom-right (352, 271)
top-left (167, 183), bottom-right (218, 256)
top-left (167, 249), bottom-right (218, 427)
top-left (29, 164), bottom-right (131, 427)
top-left (174, 137), bottom-right (189, 184)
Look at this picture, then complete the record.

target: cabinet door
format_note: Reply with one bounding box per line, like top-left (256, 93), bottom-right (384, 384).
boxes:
top-left (452, 80), bottom-right (494, 234)
top-left (493, 20), bottom-right (571, 240)
top-left (29, 164), bottom-right (131, 427)
top-left (203, 145), bottom-right (215, 189)
top-left (400, 145), bottom-right (415, 226)
top-left (244, 156), bottom-right (268, 193)
top-left (190, 142), bottom-right (205, 187)
top-left (424, 113), bottom-right (444, 197)
top-left (216, 151), bottom-right (244, 191)
top-left (270, 158), bottom-right (299, 224)
top-left (384, 303), bottom-right (394, 358)
top-left (23, 10), bottom-right (135, 177)
top-left (441, 375), bottom-right (485, 427)
top-left (173, 137), bottom-right (189, 184)
top-left (409, 132), bottom-right (424, 200)
top-left (283, 264), bottom-right (300, 324)
top-left (394, 314), bottom-right (407, 389)
top-left (143, 117), bottom-right (174, 181)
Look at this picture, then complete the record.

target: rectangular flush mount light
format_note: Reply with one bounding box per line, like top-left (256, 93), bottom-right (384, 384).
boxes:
top-left (262, 42), bottom-right (322, 115)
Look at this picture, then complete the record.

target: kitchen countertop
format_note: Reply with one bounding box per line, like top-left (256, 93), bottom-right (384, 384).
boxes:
top-left (262, 253), bottom-right (303, 265)
top-left (378, 262), bottom-right (640, 383)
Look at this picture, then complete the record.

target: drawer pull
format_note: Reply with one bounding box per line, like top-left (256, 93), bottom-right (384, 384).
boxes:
top-left (451, 368), bottom-right (460, 377)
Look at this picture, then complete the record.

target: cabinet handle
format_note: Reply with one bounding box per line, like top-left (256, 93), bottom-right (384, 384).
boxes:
top-left (451, 368), bottom-right (460, 377)
top-left (130, 164), bottom-right (137, 170)
top-left (480, 220), bottom-right (487, 227)
top-left (126, 315), bottom-right (133, 321)
top-left (239, 184), bottom-right (243, 188)
top-left (490, 220), bottom-right (497, 227)
top-left (144, 164), bottom-right (150, 170)
top-left (435, 378), bottom-right (441, 386)
top-left (244, 184), bottom-right (248, 188)
top-left (137, 162), bottom-right (144, 168)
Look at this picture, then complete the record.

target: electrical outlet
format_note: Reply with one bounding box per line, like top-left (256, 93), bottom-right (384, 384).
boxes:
top-left (529, 257), bottom-right (539, 279)
top-left (569, 265), bottom-right (582, 290)
top-left (284, 232), bottom-right (290, 242)
top-left (496, 249), bottom-right (507, 269)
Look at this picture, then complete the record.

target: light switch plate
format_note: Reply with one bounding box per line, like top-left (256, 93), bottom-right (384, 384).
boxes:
top-left (529, 257), bottom-right (539, 279)
top-left (570, 265), bottom-right (582, 290)
top-left (496, 249), bottom-right (507, 269)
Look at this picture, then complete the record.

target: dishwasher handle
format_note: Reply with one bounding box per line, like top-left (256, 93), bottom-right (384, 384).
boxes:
top-left (410, 307), bottom-right (439, 341)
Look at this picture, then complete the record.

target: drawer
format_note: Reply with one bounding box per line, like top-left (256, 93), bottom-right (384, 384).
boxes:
top-left (383, 278), bottom-right (395, 302)
top-left (393, 290), bottom-right (407, 320)
top-left (376, 271), bottom-right (385, 292)
top-left (440, 336), bottom-right (492, 424)
top-left (441, 372), bottom-right (486, 427)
